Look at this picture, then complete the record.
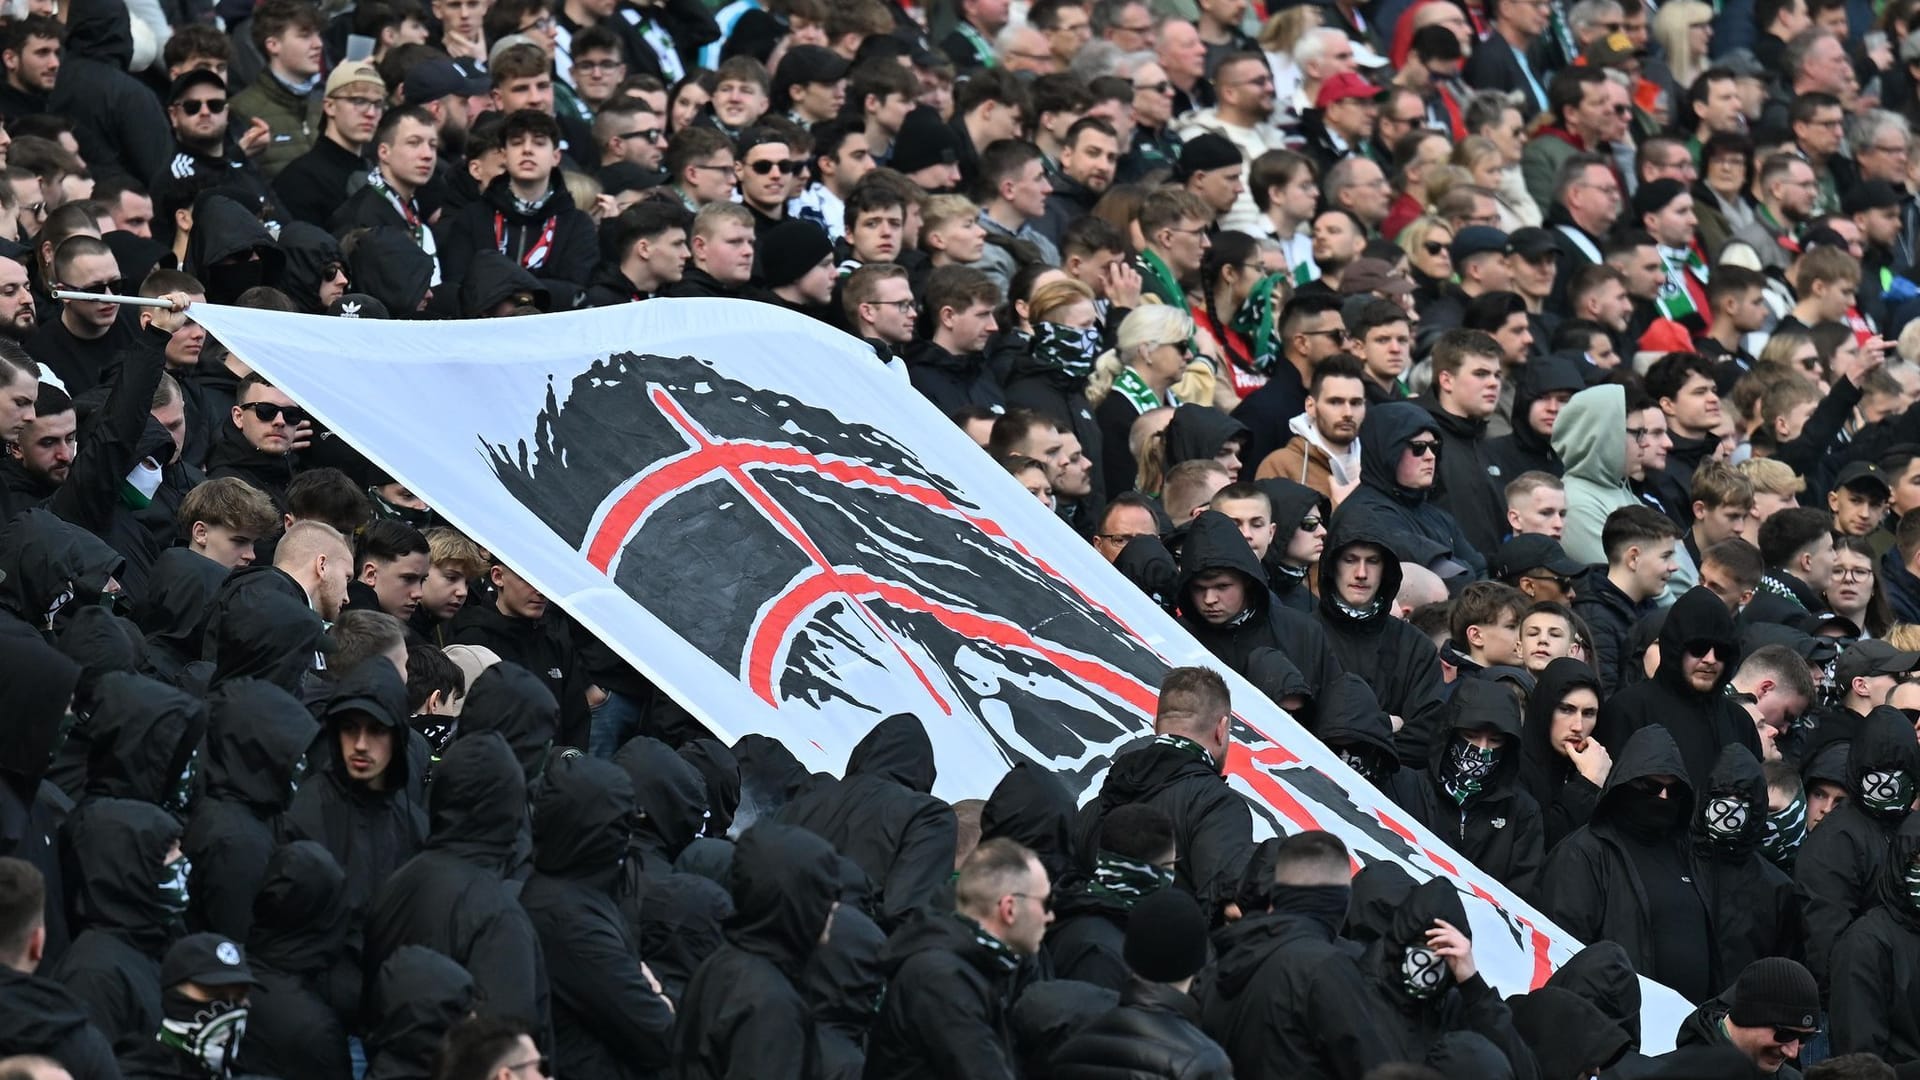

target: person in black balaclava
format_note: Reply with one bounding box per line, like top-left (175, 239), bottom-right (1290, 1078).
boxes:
top-left (48, 797), bottom-right (188, 1047)
top-left (805, 904), bottom-right (888, 1080)
top-left (1518, 658), bottom-right (1612, 851)
top-left (1203, 830), bottom-right (1394, 1080)
top-left (1829, 817), bottom-right (1920, 1063)
top-left (1315, 522), bottom-right (1447, 768)
top-left (362, 946), bottom-right (476, 1080)
top-left (1505, 986), bottom-right (1636, 1080)
top-left (1594, 585), bottom-right (1761, 790)
top-left (731, 732), bottom-right (816, 832)
top-left (118, 932), bottom-right (260, 1080)
top-left (1355, 876), bottom-right (1538, 1075)
top-left (363, 732), bottom-right (547, 1040)
top-left (778, 712), bottom-right (957, 931)
top-left (181, 194), bottom-right (287, 306)
top-left (1403, 679), bottom-right (1546, 898)
top-left (614, 735), bottom-right (709, 915)
top-left (1540, 725), bottom-right (1716, 1003)
top-left (676, 738), bottom-right (741, 840)
top-left (980, 761), bottom-right (1079, 889)
top-left (1692, 745), bottom-right (1802, 988)
top-left (635, 874), bottom-right (733, 1009)
top-left (456, 661), bottom-right (560, 782)
top-left (235, 841), bottom-right (353, 1080)
top-left (1795, 705), bottom-right (1920, 990)
top-left (72, 671), bottom-right (205, 819)
top-left (1543, 940), bottom-right (1644, 1055)
top-left (183, 679), bottom-right (319, 943)
top-left (1046, 803), bottom-right (1176, 994)
top-left (1314, 672), bottom-right (1422, 811)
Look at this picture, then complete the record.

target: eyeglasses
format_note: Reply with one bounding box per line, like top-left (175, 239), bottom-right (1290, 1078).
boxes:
top-left (1405, 439), bottom-right (1441, 456)
top-left (1009, 891), bottom-right (1053, 913)
top-left (332, 95), bottom-right (384, 112)
top-left (175, 97), bottom-right (227, 115)
top-left (688, 162), bottom-right (735, 173)
top-left (573, 58), bottom-right (625, 73)
top-left (1114, 20), bottom-right (1154, 33)
top-left (1096, 531), bottom-right (1158, 544)
top-left (865, 298), bottom-right (915, 313)
top-left (745, 158), bottom-right (804, 175)
top-left (242, 402), bottom-right (309, 425)
top-left (1300, 327), bottom-right (1349, 343)
top-left (1423, 240), bottom-right (1450, 256)
top-left (1835, 566), bottom-right (1876, 581)
top-left (1133, 80), bottom-right (1174, 94)
top-left (1625, 426), bottom-right (1654, 443)
top-left (518, 14), bottom-right (555, 31)
top-left (620, 128), bottom-right (665, 143)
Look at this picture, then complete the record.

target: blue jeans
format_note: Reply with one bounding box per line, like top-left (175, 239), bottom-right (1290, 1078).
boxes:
top-left (589, 690), bottom-right (645, 758)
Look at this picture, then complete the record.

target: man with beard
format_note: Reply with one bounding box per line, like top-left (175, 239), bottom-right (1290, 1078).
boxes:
top-left (1172, 52), bottom-right (1286, 234)
top-left (1301, 207), bottom-right (1364, 295)
top-left (0, 256), bottom-right (34, 342)
top-left (1256, 353), bottom-right (1364, 503)
top-left (273, 61), bottom-right (387, 228)
top-left (1595, 585), bottom-right (1760, 788)
top-left (28, 237), bottom-right (135, 394)
top-left (1733, 154), bottom-right (1819, 274)
top-left (158, 71), bottom-right (278, 224)
top-left (1035, 118), bottom-right (1118, 248)
top-left (401, 55), bottom-right (486, 177)
top-left (1230, 292), bottom-right (1347, 478)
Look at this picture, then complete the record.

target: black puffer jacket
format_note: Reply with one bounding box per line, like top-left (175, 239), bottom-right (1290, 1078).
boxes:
top-left (1075, 731), bottom-right (1251, 916)
top-left (1402, 679), bottom-right (1546, 899)
top-left (1594, 585), bottom-right (1760, 789)
top-left (1691, 744), bottom-right (1803, 983)
top-left (364, 732), bottom-right (547, 1038)
top-left (1518, 658), bottom-right (1606, 850)
top-left (1314, 522), bottom-right (1447, 768)
top-left (237, 841), bottom-right (354, 1080)
top-left (1795, 705), bottom-right (1920, 987)
top-left (1327, 402), bottom-right (1486, 586)
top-left (1172, 510), bottom-right (1342, 696)
top-left (183, 678), bottom-right (319, 941)
top-left (805, 905), bottom-right (887, 1080)
top-left (522, 755), bottom-right (673, 1080)
top-left (779, 713), bottom-right (957, 930)
top-left (1049, 979), bottom-right (1232, 1080)
top-left (864, 909), bottom-right (1024, 1080)
top-left (48, 798), bottom-right (180, 1047)
top-left (364, 945), bottom-right (477, 1080)
top-left (132, 548), bottom-right (226, 684)
top-left (1829, 817), bottom-right (1920, 1063)
top-left (673, 822), bottom-right (840, 1078)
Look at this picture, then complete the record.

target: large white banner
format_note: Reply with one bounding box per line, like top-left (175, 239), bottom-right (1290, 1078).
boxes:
top-left (192, 299), bottom-right (1689, 1048)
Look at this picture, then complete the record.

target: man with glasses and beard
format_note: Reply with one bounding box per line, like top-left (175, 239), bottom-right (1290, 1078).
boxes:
top-left (1231, 291), bottom-right (1348, 479)
top-left (0, 255), bottom-right (34, 342)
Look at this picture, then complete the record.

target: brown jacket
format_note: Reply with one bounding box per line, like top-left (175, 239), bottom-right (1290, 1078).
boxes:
top-left (1255, 434), bottom-right (1335, 501)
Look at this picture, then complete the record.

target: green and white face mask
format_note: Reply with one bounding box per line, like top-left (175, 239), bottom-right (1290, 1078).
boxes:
top-left (1760, 795), bottom-right (1806, 865)
top-left (1701, 792), bottom-right (1751, 843)
top-left (1859, 769), bottom-right (1917, 816)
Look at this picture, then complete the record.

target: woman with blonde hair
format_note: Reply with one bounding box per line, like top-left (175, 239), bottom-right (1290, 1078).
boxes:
top-left (1259, 6), bottom-right (1322, 113)
top-left (1650, 1), bottom-right (1714, 103)
top-left (1399, 215), bottom-right (1456, 313)
top-left (1090, 304), bottom-right (1197, 495)
top-left (1452, 136), bottom-right (1533, 231)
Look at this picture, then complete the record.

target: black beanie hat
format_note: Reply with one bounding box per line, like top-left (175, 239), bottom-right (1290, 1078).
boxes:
top-left (1179, 133), bottom-right (1242, 179)
top-left (890, 106), bottom-right (963, 175)
top-left (761, 220), bottom-right (834, 289)
top-left (1728, 958), bottom-right (1820, 1030)
top-left (1123, 888), bottom-right (1209, 982)
top-left (1631, 177), bottom-right (1688, 221)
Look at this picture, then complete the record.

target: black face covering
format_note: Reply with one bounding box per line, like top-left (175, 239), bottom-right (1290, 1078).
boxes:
top-left (1612, 783), bottom-right (1686, 837)
top-left (1271, 883), bottom-right (1351, 934)
top-left (205, 258), bottom-right (266, 305)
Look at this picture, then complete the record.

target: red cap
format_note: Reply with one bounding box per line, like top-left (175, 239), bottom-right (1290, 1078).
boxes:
top-left (1316, 71), bottom-right (1380, 109)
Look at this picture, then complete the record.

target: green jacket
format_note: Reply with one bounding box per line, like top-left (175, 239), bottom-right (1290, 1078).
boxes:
top-left (1553, 383), bottom-right (1640, 567)
top-left (230, 72), bottom-right (321, 179)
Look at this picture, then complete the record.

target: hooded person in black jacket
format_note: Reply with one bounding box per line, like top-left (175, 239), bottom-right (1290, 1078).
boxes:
top-left (677, 738), bottom-right (741, 840)
top-left (276, 223), bottom-right (349, 314)
top-left (1402, 679), bottom-right (1547, 899)
top-left (1543, 940), bottom-right (1643, 1054)
top-left (805, 904), bottom-right (888, 1080)
top-left (0, 855), bottom-right (121, 1080)
top-left (364, 732), bottom-right (546, 1039)
top-left (673, 821), bottom-right (840, 1079)
top-left (0, 508), bottom-right (127, 642)
top-left (1595, 585), bottom-right (1761, 789)
top-left (1829, 817), bottom-right (1920, 1064)
top-left (1171, 511), bottom-right (1343, 695)
top-left (1540, 725), bottom-right (1717, 1003)
top-left (133, 548), bottom-right (226, 685)
top-left (1485, 353), bottom-right (1586, 481)
top-left (613, 735), bottom-right (709, 923)
top-left (1355, 876), bottom-right (1539, 1077)
top-left (48, 797), bottom-right (185, 1047)
top-left (79, 671), bottom-right (206, 813)
top-left (182, 678), bottom-right (320, 943)
top-left (1314, 522), bottom-right (1447, 767)
top-left (345, 228), bottom-right (435, 316)
top-left (1693, 744), bottom-right (1804, 987)
top-left (235, 841), bottom-right (353, 1080)
top-left (778, 713), bottom-right (956, 931)
top-left (1161, 404), bottom-right (1250, 477)
top-left (1255, 478), bottom-right (1326, 614)
top-left (458, 662), bottom-right (560, 783)
top-left (206, 591), bottom-right (330, 697)
top-left (362, 946), bottom-right (475, 1080)
top-left (1794, 705), bottom-right (1920, 988)
top-left (1045, 802), bottom-right (1175, 993)
top-left (181, 194), bottom-right (288, 306)
top-left (1313, 672), bottom-right (1422, 812)
top-left (1518, 658), bottom-right (1611, 851)
top-left (457, 252), bottom-right (552, 317)
top-left (1505, 986), bottom-right (1635, 1080)
top-left (1202, 830), bottom-right (1393, 1080)
top-left (979, 762), bottom-right (1079, 888)
top-left (1327, 401), bottom-right (1487, 588)
top-left (636, 873), bottom-right (733, 1008)
top-left (0, 635), bottom-right (81, 944)
top-left (522, 755), bottom-right (673, 1080)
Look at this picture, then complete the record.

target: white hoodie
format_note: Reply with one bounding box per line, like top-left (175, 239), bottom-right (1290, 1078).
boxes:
top-left (1286, 411), bottom-right (1361, 486)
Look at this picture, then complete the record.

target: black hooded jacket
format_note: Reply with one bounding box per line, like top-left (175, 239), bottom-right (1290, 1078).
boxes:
top-left (1794, 705), bottom-right (1920, 987)
top-left (673, 822), bottom-right (840, 1080)
top-left (1594, 585), bottom-right (1761, 788)
top-left (132, 548), bottom-right (226, 683)
top-left (1327, 401), bottom-right (1487, 586)
top-left (778, 714), bottom-right (956, 930)
top-left (980, 762), bottom-right (1078, 886)
top-left (1419, 394), bottom-right (1507, 557)
top-left (614, 735), bottom-right (709, 898)
top-left (1314, 671), bottom-right (1423, 810)
top-left (1829, 818), bottom-right (1920, 1063)
top-left (48, 798), bottom-right (180, 1047)
top-left (182, 193), bottom-right (288, 303)
top-left (1403, 679), bottom-right (1547, 899)
top-left (1314, 522), bottom-right (1447, 767)
top-left (1691, 745), bottom-right (1804, 985)
top-left (1172, 510), bottom-right (1342, 698)
top-left (805, 905), bottom-right (887, 1080)
top-left (183, 678), bottom-right (320, 942)
top-left (438, 170), bottom-right (597, 307)
top-left (1050, 978), bottom-right (1232, 1080)
top-left (345, 227), bottom-right (435, 315)
top-left (1256, 478), bottom-right (1325, 613)
top-left (1539, 726), bottom-right (1717, 1003)
top-left (635, 873), bottom-right (733, 1007)
top-left (0, 634), bottom-right (79, 962)
top-left (863, 909), bottom-right (1025, 1080)
top-left (0, 965), bottom-right (121, 1080)
top-left (458, 252), bottom-right (553, 317)
top-left (1485, 354), bottom-right (1584, 480)
top-left (1076, 725), bottom-right (1251, 916)
top-left (363, 946), bottom-right (476, 1080)
top-left (0, 509), bottom-right (126, 640)
top-left (1162, 405), bottom-right (1250, 473)
top-left (522, 755), bottom-right (673, 1080)
top-left (1518, 658), bottom-right (1606, 851)
top-left (364, 732), bottom-right (547, 1039)
top-left (1543, 941), bottom-right (1642, 1053)
top-left (460, 662), bottom-right (561, 781)
top-left (237, 840), bottom-right (354, 1080)
top-left (207, 589), bottom-right (328, 697)
top-left (1505, 986), bottom-right (1633, 1080)
top-left (79, 671), bottom-right (205, 807)
top-left (1201, 883), bottom-right (1392, 1080)
top-left (276, 223), bottom-right (348, 312)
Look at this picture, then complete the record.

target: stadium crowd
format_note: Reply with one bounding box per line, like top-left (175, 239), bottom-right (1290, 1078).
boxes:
top-left (9, 0), bottom-right (1920, 1074)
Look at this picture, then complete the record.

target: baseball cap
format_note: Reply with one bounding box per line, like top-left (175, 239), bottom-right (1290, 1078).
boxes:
top-left (1583, 30), bottom-right (1645, 67)
top-left (1337, 258), bottom-right (1414, 297)
top-left (1843, 179), bottom-right (1904, 216)
top-left (324, 59), bottom-right (386, 98)
top-left (1508, 226), bottom-right (1560, 260)
top-left (1450, 225), bottom-right (1512, 264)
top-left (1835, 460), bottom-right (1892, 500)
top-left (403, 55), bottom-right (490, 105)
top-left (167, 68), bottom-right (226, 104)
top-left (1315, 71), bottom-right (1379, 109)
top-left (1835, 638), bottom-right (1920, 683)
top-left (161, 933), bottom-right (261, 990)
top-left (1492, 534), bottom-right (1585, 581)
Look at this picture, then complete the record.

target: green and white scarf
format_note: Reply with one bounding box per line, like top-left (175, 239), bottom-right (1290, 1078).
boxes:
top-left (1087, 851), bottom-right (1175, 902)
top-left (1655, 244), bottom-right (1707, 321)
top-left (1230, 273), bottom-right (1288, 374)
top-left (1139, 249), bottom-right (1186, 309)
top-left (953, 22), bottom-right (997, 68)
top-left (1113, 367), bottom-right (1163, 413)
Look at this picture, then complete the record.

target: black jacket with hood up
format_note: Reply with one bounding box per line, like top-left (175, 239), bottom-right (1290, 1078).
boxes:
top-left (48, 797), bottom-right (181, 1047)
top-left (1162, 405), bottom-right (1250, 474)
top-left (1518, 658), bottom-right (1605, 851)
top-left (78, 670), bottom-right (205, 810)
top-left (1256, 478), bottom-right (1325, 613)
top-left (182, 678), bottom-right (320, 942)
top-left (363, 946), bottom-right (476, 1080)
top-left (805, 905), bottom-right (887, 1080)
top-left (236, 840), bottom-right (354, 1080)
top-left (0, 508), bottom-right (126, 642)
top-left (1829, 817), bottom-right (1920, 1063)
top-left (364, 732), bottom-right (548, 1039)
top-left (1484, 353), bottom-right (1585, 480)
top-left (182, 193), bottom-right (288, 305)
top-left (614, 736), bottom-right (709, 926)
top-left (275, 223), bottom-right (348, 313)
top-left (1402, 679), bottom-right (1547, 900)
top-left (1691, 744), bottom-right (1804, 984)
top-left (778, 713), bottom-right (956, 931)
top-left (1794, 705), bottom-right (1920, 987)
top-left (0, 633), bottom-right (80, 964)
top-left (1539, 726), bottom-right (1717, 1003)
top-left (1172, 510), bottom-right (1342, 699)
top-left (1327, 401), bottom-right (1487, 588)
top-left (1594, 585), bottom-right (1761, 788)
top-left (1314, 521), bottom-right (1447, 767)
top-left (673, 822), bottom-right (840, 1080)
top-left (131, 548), bottom-right (226, 684)
top-left (1419, 394), bottom-right (1507, 557)
top-left (522, 755), bottom-right (674, 1080)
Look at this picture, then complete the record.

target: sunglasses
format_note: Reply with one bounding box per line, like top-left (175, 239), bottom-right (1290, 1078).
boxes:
top-left (1298, 515), bottom-right (1323, 531)
top-left (1010, 891), bottom-right (1054, 913)
top-left (1300, 327), bottom-right (1349, 343)
top-left (621, 128), bottom-right (665, 143)
top-left (746, 158), bottom-right (804, 175)
top-left (1423, 240), bottom-right (1450, 256)
top-left (1405, 440), bottom-right (1441, 457)
top-left (1628, 777), bottom-right (1677, 797)
top-left (243, 402), bottom-right (309, 425)
top-left (1134, 80), bottom-right (1174, 94)
top-left (176, 97), bottom-right (227, 116)
top-left (1772, 1028), bottom-right (1818, 1046)
top-left (1684, 640), bottom-right (1723, 660)
top-left (1523, 572), bottom-right (1575, 591)
top-left (61, 278), bottom-right (128, 296)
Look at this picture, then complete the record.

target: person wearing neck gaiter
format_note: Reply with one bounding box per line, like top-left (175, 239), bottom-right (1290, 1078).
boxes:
top-left (1402, 679), bottom-right (1546, 899)
top-left (1046, 803), bottom-right (1176, 994)
top-left (1540, 725), bottom-right (1715, 1004)
top-left (1202, 830), bottom-right (1391, 1080)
